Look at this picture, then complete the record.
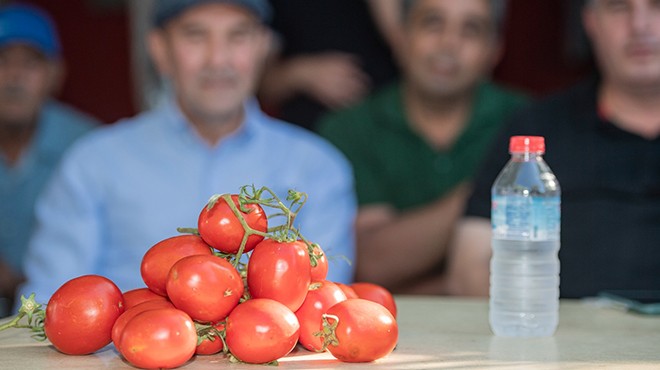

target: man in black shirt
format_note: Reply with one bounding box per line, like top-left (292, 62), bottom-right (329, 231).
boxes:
top-left (448, 0), bottom-right (660, 298)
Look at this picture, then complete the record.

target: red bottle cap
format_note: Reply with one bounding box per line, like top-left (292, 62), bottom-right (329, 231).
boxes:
top-left (509, 136), bottom-right (545, 154)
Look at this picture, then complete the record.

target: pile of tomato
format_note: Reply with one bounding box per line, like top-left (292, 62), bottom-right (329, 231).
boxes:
top-left (12, 186), bottom-right (398, 369)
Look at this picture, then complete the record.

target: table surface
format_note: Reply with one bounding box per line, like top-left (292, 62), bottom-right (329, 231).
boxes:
top-left (1, 296), bottom-right (659, 370)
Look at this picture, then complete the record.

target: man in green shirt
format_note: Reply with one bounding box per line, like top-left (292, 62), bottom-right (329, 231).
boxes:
top-left (318, 0), bottom-right (526, 295)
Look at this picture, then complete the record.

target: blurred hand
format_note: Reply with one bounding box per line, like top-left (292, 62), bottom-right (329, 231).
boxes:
top-left (290, 52), bottom-right (371, 109)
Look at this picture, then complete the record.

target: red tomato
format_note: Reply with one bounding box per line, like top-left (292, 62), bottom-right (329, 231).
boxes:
top-left (247, 239), bottom-right (311, 312)
top-left (225, 299), bottom-right (300, 364)
top-left (44, 275), bottom-right (124, 355)
top-left (323, 299), bottom-right (398, 362)
top-left (335, 283), bottom-right (359, 299)
top-left (196, 322), bottom-right (225, 355)
top-left (166, 254), bottom-right (243, 322)
top-left (295, 281), bottom-right (347, 351)
top-left (351, 282), bottom-right (397, 318)
top-left (140, 235), bottom-right (213, 296)
top-left (309, 243), bottom-right (329, 282)
top-left (112, 299), bottom-right (174, 349)
top-left (118, 308), bottom-right (197, 369)
top-left (198, 194), bottom-right (268, 254)
top-left (122, 287), bottom-right (169, 309)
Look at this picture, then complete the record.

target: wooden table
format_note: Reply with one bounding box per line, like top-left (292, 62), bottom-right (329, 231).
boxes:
top-left (1, 296), bottom-right (659, 369)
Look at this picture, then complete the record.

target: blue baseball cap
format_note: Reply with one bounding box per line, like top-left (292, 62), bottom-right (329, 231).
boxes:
top-left (153, 0), bottom-right (272, 27)
top-left (0, 4), bottom-right (60, 58)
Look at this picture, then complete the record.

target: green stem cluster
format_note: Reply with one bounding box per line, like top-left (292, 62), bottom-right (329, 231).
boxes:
top-left (195, 321), bottom-right (226, 347)
top-left (182, 185), bottom-right (324, 269)
top-left (316, 314), bottom-right (340, 351)
top-left (238, 186), bottom-right (325, 268)
top-left (238, 185), bottom-right (307, 236)
top-left (0, 294), bottom-right (46, 340)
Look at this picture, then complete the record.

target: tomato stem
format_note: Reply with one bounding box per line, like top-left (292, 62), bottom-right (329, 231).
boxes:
top-left (195, 321), bottom-right (227, 349)
top-left (0, 294), bottom-right (46, 341)
top-left (205, 194), bottom-right (223, 211)
top-left (176, 227), bottom-right (199, 235)
top-left (292, 229), bottom-right (321, 268)
top-left (239, 186), bottom-right (304, 233)
top-left (200, 185), bottom-right (322, 270)
top-left (317, 314), bottom-right (340, 351)
top-left (224, 186), bottom-right (315, 267)
top-left (222, 194), bottom-right (261, 267)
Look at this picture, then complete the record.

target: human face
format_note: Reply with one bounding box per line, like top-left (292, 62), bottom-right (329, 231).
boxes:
top-left (402, 0), bottom-right (501, 99)
top-left (0, 45), bottom-right (56, 127)
top-left (150, 3), bottom-right (268, 126)
top-left (584, 0), bottom-right (660, 90)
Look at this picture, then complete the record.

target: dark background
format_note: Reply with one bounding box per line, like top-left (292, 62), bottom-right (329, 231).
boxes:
top-left (21, 0), bottom-right (594, 124)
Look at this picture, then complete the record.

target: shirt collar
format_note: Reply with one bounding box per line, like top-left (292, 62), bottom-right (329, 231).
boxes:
top-left (157, 94), bottom-right (264, 147)
top-left (29, 101), bottom-right (58, 156)
top-left (373, 82), bottom-right (408, 134)
top-left (386, 79), bottom-right (493, 134)
top-left (582, 76), bottom-right (637, 136)
top-left (2, 101), bottom-right (55, 171)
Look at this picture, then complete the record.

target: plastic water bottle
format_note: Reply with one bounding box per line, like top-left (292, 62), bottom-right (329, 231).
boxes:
top-left (489, 136), bottom-right (561, 337)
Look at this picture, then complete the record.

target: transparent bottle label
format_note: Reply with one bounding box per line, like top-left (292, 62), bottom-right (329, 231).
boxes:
top-left (492, 195), bottom-right (560, 240)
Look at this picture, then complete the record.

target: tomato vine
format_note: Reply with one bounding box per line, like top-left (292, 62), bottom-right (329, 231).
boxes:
top-left (0, 294), bottom-right (46, 340)
top-left (178, 185), bottom-right (324, 271)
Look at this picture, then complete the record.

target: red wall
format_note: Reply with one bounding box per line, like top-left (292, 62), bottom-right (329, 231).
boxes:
top-left (25, 0), bottom-right (135, 124)
top-left (494, 0), bottom-right (594, 96)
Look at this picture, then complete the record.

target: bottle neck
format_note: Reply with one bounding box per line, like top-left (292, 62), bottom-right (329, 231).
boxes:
top-left (511, 152), bottom-right (543, 161)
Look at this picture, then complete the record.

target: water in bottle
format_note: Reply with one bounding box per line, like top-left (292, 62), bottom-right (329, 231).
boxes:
top-left (489, 136), bottom-right (560, 337)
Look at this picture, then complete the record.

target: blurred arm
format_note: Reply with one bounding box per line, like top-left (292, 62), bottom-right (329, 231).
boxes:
top-left (386, 217), bottom-right (491, 296)
top-left (441, 217), bottom-right (492, 296)
top-left (365, 0), bottom-right (405, 64)
top-left (259, 51), bottom-right (371, 110)
top-left (354, 184), bottom-right (471, 290)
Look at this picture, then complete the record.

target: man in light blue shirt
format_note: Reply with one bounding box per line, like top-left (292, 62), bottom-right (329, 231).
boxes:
top-left (0, 4), bottom-right (98, 316)
top-left (17, 0), bottom-right (356, 305)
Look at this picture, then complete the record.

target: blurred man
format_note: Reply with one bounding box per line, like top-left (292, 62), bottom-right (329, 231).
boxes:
top-left (318, 0), bottom-right (526, 294)
top-left (0, 4), bottom-right (98, 316)
top-left (456, 0), bottom-right (660, 297)
top-left (17, 0), bottom-right (356, 306)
